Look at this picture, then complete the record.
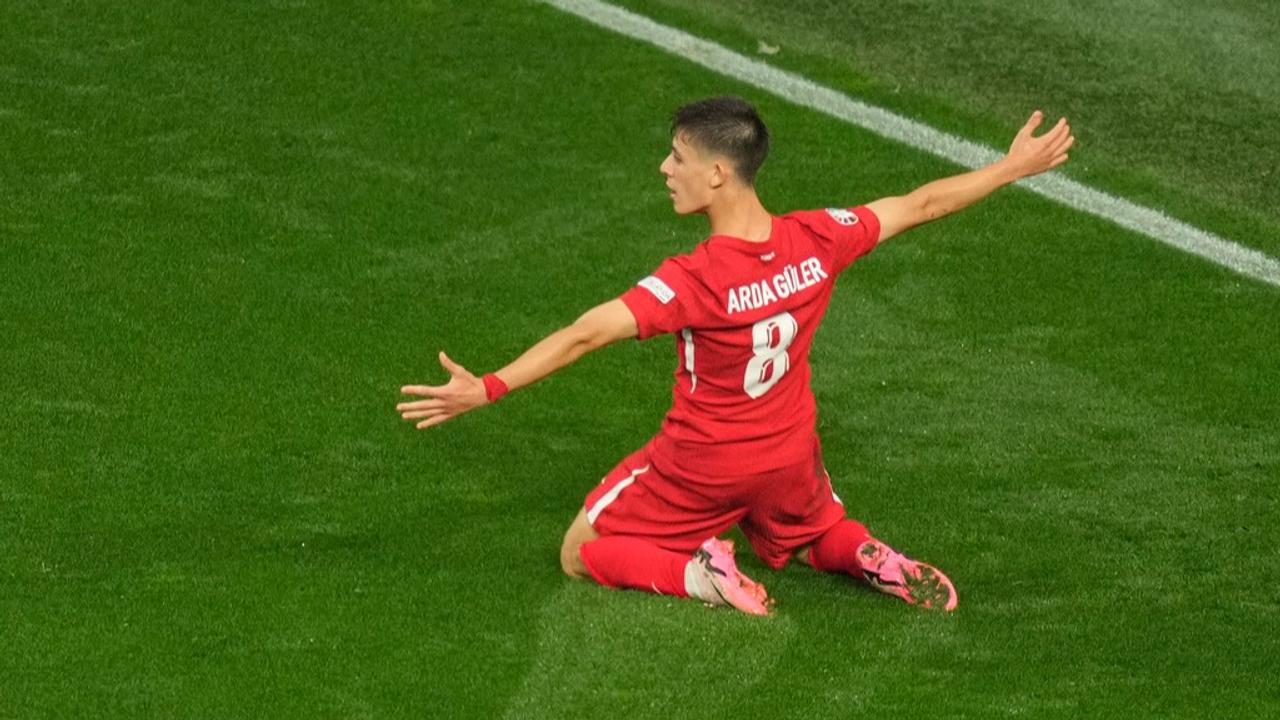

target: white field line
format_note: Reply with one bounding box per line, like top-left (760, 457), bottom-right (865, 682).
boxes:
top-left (541, 0), bottom-right (1280, 289)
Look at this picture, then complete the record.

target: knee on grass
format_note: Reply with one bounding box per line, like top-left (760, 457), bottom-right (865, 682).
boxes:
top-left (560, 537), bottom-right (591, 579)
top-left (560, 509), bottom-right (597, 579)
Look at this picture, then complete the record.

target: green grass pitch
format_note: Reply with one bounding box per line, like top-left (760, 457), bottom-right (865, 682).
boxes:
top-left (2, 1), bottom-right (1277, 717)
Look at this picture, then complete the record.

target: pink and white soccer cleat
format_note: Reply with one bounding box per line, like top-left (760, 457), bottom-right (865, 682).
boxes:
top-left (856, 539), bottom-right (958, 612)
top-left (688, 538), bottom-right (772, 616)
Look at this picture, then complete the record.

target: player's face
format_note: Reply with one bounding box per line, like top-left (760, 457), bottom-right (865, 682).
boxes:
top-left (660, 132), bottom-right (718, 215)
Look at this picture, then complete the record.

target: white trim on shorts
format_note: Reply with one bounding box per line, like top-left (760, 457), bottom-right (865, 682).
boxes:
top-left (586, 464), bottom-right (650, 525)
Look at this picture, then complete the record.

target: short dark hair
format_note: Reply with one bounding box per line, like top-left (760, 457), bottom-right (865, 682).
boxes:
top-left (671, 96), bottom-right (770, 185)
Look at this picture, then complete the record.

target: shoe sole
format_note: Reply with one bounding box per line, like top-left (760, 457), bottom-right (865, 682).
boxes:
top-left (867, 558), bottom-right (957, 612)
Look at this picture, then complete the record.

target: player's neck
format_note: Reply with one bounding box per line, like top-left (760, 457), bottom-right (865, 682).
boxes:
top-left (705, 187), bottom-right (772, 243)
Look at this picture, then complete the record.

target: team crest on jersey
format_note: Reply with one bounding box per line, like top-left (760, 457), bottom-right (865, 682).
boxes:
top-left (638, 275), bottom-right (676, 304)
top-left (825, 208), bottom-right (858, 226)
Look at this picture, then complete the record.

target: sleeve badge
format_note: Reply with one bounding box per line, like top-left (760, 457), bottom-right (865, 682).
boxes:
top-left (825, 208), bottom-right (859, 226)
top-left (638, 275), bottom-right (676, 304)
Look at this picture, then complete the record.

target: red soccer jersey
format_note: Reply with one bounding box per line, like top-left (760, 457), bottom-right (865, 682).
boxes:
top-left (619, 206), bottom-right (881, 478)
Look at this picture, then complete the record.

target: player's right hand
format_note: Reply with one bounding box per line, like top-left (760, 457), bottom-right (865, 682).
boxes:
top-left (1005, 110), bottom-right (1074, 179)
top-left (397, 351), bottom-right (488, 430)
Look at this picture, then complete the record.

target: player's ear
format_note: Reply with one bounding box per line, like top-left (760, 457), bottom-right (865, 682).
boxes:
top-left (709, 159), bottom-right (729, 189)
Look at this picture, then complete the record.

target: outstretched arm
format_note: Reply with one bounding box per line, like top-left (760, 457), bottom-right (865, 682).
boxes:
top-left (397, 298), bottom-right (639, 430)
top-left (867, 110), bottom-right (1074, 242)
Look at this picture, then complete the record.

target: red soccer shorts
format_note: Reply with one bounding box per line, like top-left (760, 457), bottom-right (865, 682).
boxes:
top-left (582, 436), bottom-right (847, 570)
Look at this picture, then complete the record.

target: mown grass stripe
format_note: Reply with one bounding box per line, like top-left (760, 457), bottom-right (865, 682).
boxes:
top-left (541, 0), bottom-right (1280, 289)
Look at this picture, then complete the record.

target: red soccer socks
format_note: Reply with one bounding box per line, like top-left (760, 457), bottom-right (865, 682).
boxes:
top-left (578, 536), bottom-right (772, 614)
top-left (578, 535), bottom-right (690, 597)
top-left (807, 518), bottom-right (873, 581)
top-left (809, 519), bottom-right (958, 611)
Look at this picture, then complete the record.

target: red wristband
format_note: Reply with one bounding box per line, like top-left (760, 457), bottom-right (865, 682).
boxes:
top-left (482, 373), bottom-right (509, 403)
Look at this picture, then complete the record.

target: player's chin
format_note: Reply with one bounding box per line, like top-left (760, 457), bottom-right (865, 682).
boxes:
top-left (670, 197), bottom-right (705, 216)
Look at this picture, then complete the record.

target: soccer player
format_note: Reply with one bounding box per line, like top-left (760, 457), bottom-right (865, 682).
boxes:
top-left (398, 97), bottom-right (1073, 615)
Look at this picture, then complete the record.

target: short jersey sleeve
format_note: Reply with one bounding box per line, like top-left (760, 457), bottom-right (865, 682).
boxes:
top-left (788, 206), bottom-right (881, 275)
top-left (618, 257), bottom-right (697, 340)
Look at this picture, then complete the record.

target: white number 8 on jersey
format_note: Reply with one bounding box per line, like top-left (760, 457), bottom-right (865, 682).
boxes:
top-left (744, 311), bottom-right (799, 399)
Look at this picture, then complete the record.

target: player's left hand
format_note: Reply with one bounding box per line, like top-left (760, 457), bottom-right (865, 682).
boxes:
top-left (397, 351), bottom-right (488, 429)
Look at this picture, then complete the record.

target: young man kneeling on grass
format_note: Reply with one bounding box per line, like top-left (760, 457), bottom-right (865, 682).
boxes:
top-left (398, 97), bottom-right (1072, 614)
